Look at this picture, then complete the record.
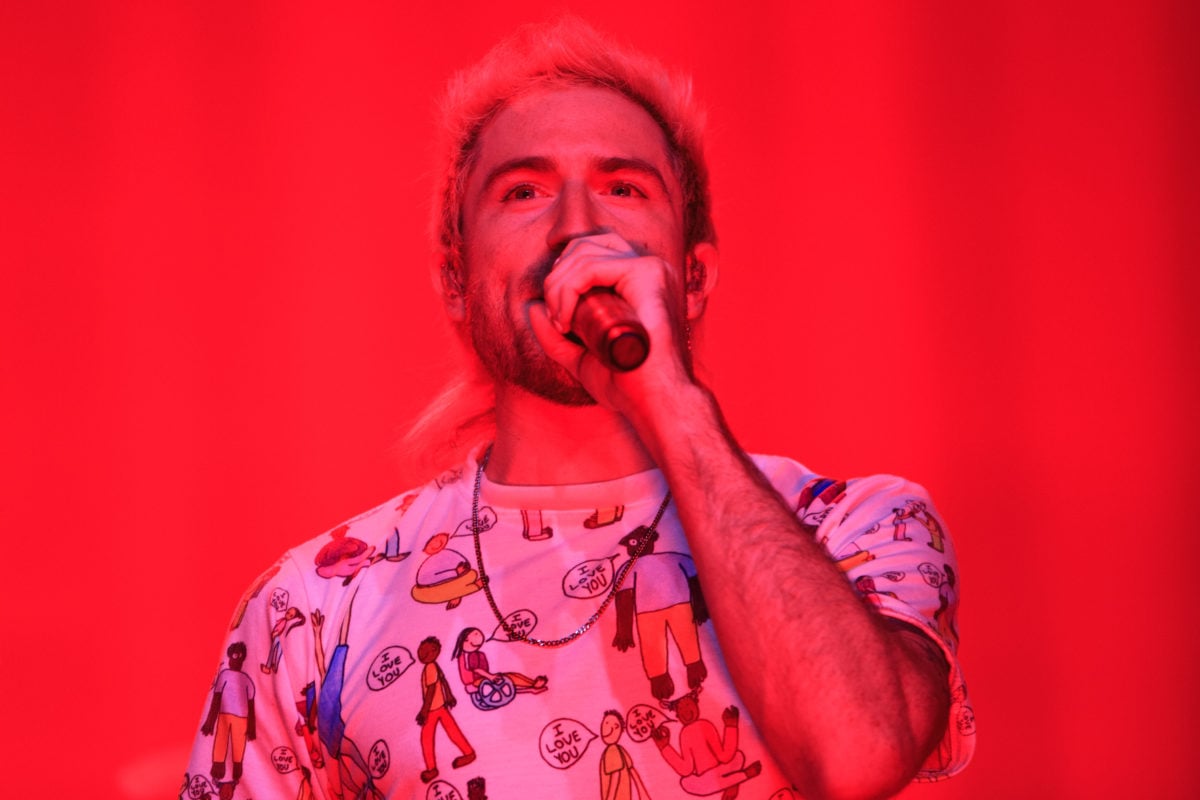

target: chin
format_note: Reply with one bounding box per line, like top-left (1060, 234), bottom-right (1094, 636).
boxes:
top-left (513, 362), bottom-right (598, 407)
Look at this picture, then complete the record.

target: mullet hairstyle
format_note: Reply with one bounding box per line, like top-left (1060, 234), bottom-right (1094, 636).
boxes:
top-left (402, 17), bottom-right (715, 483)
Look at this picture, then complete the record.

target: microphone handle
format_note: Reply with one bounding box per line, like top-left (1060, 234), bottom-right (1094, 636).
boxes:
top-left (570, 288), bottom-right (650, 372)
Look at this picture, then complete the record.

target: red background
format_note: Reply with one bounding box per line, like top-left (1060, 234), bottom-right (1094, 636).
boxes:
top-left (3, 2), bottom-right (1197, 797)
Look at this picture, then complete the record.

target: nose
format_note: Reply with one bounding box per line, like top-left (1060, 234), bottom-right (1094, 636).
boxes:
top-left (546, 180), bottom-right (606, 253)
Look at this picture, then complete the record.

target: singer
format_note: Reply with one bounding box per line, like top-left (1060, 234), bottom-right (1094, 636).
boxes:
top-left (185, 17), bottom-right (974, 800)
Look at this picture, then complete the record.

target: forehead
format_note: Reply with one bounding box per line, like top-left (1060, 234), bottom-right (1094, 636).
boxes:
top-left (468, 85), bottom-right (677, 185)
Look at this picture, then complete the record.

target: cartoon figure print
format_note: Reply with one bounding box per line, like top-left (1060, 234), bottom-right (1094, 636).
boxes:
top-left (889, 500), bottom-right (946, 553)
top-left (854, 574), bottom-right (898, 607)
top-left (200, 642), bottom-right (257, 793)
top-left (918, 562), bottom-right (960, 649)
top-left (314, 524), bottom-right (410, 586)
top-left (795, 478), bottom-right (847, 537)
top-left (452, 626), bottom-right (548, 710)
top-left (261, 602), bottom-right (305, 674)
top-left (613, 526), bottom-right (710, 702)
top-left (521, 508), bottom-right (554, 541)
top-left (311, 604), bottom-right (386, 799)
top-left (411, 532), bottom-right (485, 609)
top-left (585, 505), bottom-right (625, 529)
top-left (415, 636), bottom-right (477, 783)
top-left (412, 511), bottom-right (494, 610)
top-left (599, 709), bottom-right (652, 800)
top-left (651, 697), bottom-right (761, 799)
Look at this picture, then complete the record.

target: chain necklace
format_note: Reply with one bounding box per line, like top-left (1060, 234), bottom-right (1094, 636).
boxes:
top-left (471, 445), bottom-right (672, 648)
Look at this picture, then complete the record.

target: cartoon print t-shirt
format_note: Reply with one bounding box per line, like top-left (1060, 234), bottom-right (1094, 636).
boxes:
top-left (183, 453), bottom-right (976, 799)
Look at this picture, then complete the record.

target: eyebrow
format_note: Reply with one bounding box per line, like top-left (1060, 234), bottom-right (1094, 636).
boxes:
top-left (479, 155), bottom-right (672, 196)
top-left (596, 157), bottom-right (671, 195)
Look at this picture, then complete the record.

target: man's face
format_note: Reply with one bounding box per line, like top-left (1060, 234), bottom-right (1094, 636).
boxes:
top-left (600, 712), bottom-right (622, 744)
top-left (457, 85), bottom-right (687, 405)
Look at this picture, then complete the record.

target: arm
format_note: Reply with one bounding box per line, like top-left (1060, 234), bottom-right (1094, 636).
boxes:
top-left (533, 237), bottom-right (951, 800)
top-left (650, 724), bottom-right (692, 777)
top-left (246, 697), bottom-right (257, 741)
top-left (629, 385), bottom-right (949, 799)
top-left (416, 665), bottom-right (435, 725)
top-left (200, 687), bottom-right (222, 736)
top-left (612, 587), bottom-right (636, 651)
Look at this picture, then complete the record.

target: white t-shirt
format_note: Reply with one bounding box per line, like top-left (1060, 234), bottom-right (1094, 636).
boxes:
top-left (184, 453), bottom-right (975, 799)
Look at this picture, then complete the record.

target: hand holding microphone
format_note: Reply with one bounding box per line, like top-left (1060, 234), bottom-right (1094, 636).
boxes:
top-left (568, 288), bottom-right (650, 372)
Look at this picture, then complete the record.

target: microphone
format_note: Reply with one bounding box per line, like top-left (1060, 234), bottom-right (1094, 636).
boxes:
top-left (569, 288), bottom-right (650, 372)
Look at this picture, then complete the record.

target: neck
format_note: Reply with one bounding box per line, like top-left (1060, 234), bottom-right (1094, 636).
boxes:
top-left (486, 384), bottom-right (655, 486)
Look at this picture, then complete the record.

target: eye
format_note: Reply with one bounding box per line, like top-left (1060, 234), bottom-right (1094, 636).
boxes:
top-left (502, 183), bottom-right (542, 201)
top-left (607, 182), bottom-right (646, 199)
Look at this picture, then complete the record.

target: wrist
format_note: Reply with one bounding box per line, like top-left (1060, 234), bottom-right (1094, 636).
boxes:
top-left (626, 381), bottom-right (728, 469)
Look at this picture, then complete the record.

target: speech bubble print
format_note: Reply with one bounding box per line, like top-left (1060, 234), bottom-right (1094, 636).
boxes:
top-left (881, 570), bottom-right (905, 582)
top-left (539, 717), bottom-right (598, 769)
top-left (366, 645), bottom-right (415, 691)
top-left (562, 556), bottom-right (618, 599)
top-left (917, 562), bottom-right (942, 588)
top-left (625, 704), bottom-right (673, 743)
top-left (269, 587), bottom-right (290, 614)
top-left (453, 506), bottom-right (497, 539)
top-left (426, 779), bottom-right (464, 800)
top-left (368, 739), bottom-right (390, 779)
top-left (184, 774), bottom-right (219, 799)
top-left (270, 746), bottom-right (299, 774)
top-left (489, 608), bottom-right (538, 642)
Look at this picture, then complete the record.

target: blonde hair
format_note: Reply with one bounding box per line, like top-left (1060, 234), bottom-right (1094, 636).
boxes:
top-left (401, 17), bottom-right (714, 482)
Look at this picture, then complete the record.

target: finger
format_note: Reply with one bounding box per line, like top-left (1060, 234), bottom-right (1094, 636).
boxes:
top-left (556, 233), bottom-right (636, 262)
top-left (546, 253), bottom-right (672, 336)
top-left (546, 235), bottom-right (641, 326)
top-left (528, 300), bottom-right (587, 377)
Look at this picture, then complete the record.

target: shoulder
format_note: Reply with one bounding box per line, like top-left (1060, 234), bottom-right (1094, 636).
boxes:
top-left (748, 453), bottom-right (937, 511)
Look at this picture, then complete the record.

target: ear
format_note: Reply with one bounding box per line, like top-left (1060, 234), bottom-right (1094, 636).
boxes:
top-left (435, 258), bottom-right (466, 322)
top-left (684, 242), bottom-right (720, 320)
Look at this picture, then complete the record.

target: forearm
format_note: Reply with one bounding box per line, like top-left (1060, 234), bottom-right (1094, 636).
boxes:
top-left (629, 384), bottom-right (947, 799)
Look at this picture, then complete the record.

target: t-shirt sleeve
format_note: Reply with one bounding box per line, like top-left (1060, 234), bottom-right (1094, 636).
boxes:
top-left (182, 552), bottom-right (322, 799)
top-left (769, 462), bottom-right (976, 781)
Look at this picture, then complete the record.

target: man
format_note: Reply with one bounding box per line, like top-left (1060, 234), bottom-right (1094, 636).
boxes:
top-left (186, 18), bottom-right (974, 799)
top-left (199, 642), bottom-right (257, 791)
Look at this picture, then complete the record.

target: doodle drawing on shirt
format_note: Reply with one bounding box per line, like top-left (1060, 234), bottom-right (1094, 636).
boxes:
top-left (888, 499), bottom-right (945, 553)
top-left (415, 635), bottom-right (478, 784)
top-left (539, 717), bottom-right (599, 770)
top-left (179, 771), bottom-right (222, 800)
top-left (411, 509), bottom-right (495, 610)
top-left (267, 744), bottom-right (315, 800)
top-left (612, 525), bottom-right (711, 702)
top-left (794, 477), bottom-right (847, 537)
top-left (294, 680), bottom-right (324, 771)
top-left (564, 554), bottom-right (620, 601)
top-left (650, 697), bottom-right (762, 799)
top-left (923, 682), bottom-right (975, 777)
top-left (584, 505), bottom-right (625, 529)
top-left (311, 599), bottom-right (387, 800)
top-left (199, 642), bottom-right (257, 796)
top-left (521, 508), bottom-right (554, 541)
top-left (314, 523), bottom-right (410, 586)
top-left (920, 561), bottom-right (960, 648)
top-left (855, 574), bottom-right (898, 607)
top-left (260, 596), bottom-right (305, 674)
top-left (598, 709), bottom-right (653, 800)
top-left (452, 626), bottom-right (548, 710)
